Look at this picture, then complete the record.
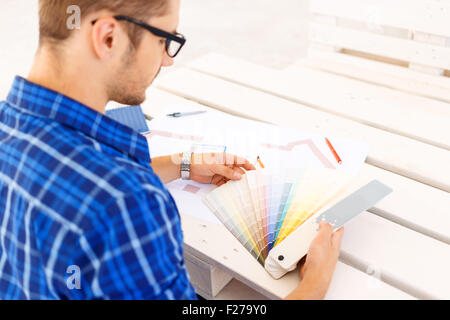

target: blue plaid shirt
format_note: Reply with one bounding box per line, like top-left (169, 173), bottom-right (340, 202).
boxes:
top-left (0, 76), bottom-right (197, 300)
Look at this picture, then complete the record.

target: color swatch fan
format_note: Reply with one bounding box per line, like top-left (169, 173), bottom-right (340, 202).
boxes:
top-left (203, 167), bottom-right (352, 267)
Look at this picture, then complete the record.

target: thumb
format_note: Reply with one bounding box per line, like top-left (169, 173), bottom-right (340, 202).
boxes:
top-left (331, 227), bottom-right (344, 250)
top-left (317, 221), bottom-right (333, 239)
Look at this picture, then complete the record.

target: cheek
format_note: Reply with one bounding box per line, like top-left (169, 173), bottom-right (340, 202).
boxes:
top-left (140, 46), bottom-right (163, 76)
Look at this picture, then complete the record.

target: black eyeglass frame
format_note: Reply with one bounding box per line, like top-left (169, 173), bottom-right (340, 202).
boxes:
top-left (91, 15), bottom-right (186, 58)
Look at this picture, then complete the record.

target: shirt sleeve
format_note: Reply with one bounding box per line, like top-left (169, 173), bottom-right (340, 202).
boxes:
top-left (65, 188), bottom-right (197, 300)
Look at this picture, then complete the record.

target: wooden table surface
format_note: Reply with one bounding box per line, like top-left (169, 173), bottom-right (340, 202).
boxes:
top-left (139, 52), bottom-right (450, 300)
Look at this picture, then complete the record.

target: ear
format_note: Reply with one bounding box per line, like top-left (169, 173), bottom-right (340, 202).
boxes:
top-left (90, 17), bottom-right (124, 60)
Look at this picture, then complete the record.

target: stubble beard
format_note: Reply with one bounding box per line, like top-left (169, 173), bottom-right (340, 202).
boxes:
top-left (107, 45), bottom-right (153, 106)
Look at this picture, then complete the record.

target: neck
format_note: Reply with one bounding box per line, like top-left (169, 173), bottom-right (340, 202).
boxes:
top-left (27, 47), bottom-right (108, 114)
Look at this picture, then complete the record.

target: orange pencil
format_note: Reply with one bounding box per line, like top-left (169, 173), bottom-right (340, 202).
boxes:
top-left (257, 156), bottom-right (265, 169)
top-left (325, 138), bottom-right (342, 164)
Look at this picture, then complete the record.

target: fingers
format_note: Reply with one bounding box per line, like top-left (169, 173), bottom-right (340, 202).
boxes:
top-left (199, 153), bottom-right (255, 182)
top-left (317, 221), bottom-right (333, 240)
top-left (216, 178), bottom-right (227, 186)
top-left (311, 222), bottom-right (342, 250)
top-left (215, 153), bottom-right (256, 171)
top-left (209, 167), bottom-right (244, 186)
top-left (298, 255), bottom-right (307, 279)
top-left (212, 164), bottom-right (243, 181)
top-left (210, 175), bottom-right (225, 186)
top-left (232, 155), bottom-right (256, 171)
top-left (233, 166), bottom-right (246, 176)
top-left (331, 227), bottom-right (344, 250)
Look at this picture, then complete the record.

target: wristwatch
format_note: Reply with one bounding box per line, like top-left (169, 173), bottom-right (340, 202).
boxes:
top-left (181, 152), bottom-right (192, 180)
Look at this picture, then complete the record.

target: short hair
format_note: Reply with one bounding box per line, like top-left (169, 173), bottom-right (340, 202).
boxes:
top-left (38, 0), bottom-right (169, 49)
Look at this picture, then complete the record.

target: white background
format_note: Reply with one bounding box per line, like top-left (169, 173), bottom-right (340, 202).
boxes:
top-left (0, 0), bottom-right (309, 99)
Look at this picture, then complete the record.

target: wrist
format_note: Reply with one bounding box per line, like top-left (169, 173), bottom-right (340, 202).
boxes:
top-left (303, 268), bottom-right (331, 286)
top-left (286, 280), bottom-right (325, 300)
top-left (285, 271), bottom-right (330, 300)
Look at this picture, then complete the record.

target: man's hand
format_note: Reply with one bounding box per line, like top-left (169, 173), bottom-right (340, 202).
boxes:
top-left (285, 222), bottom-right (344, 300)
top-left (151, 153), bottom-right (255, 184)
top-left (190, 153), bottom-right (256, 185)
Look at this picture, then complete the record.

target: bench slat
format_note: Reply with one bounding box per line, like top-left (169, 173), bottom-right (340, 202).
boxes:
top-left (295, 49), bottom-right (450, 103)
top-left (187, 54), bottom-right (450, 150)
top-left (341, 212), bottom-right (450, 299)
top-left (325, 261), bottom-right (414, 300)
top-left (310, 0), bottom-right (450, 38)
top-left (360, 164), bottom-right (450, 245)
top-left (309, 23), bottom-right (450, 71)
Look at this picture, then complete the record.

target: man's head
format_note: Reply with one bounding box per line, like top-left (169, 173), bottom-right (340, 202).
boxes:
top-left (37, 0), bottom-right (181, 106)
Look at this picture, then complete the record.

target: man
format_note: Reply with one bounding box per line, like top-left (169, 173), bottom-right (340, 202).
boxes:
top-left (0, 0), bottom-right (343, 299)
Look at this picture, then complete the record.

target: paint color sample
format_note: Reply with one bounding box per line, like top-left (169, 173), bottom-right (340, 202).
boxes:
top-left (203, 167), bottom-right (352, 265)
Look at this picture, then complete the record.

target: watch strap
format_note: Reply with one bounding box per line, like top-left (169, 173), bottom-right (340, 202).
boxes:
top-left (181, 152), bottom-right (192, 180)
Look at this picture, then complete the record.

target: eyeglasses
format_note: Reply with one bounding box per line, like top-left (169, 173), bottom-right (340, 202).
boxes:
top-left (91, 15), bottom-right (186, 58)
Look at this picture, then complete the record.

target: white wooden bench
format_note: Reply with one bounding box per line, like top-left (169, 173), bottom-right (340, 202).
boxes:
top-left (142, 0), bottom-right (450, 299)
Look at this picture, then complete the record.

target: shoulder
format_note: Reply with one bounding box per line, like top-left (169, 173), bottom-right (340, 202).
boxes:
top-left (43, 119), bottom-right (165, 194)
top-left (24, 119), bottom-right (173, 224)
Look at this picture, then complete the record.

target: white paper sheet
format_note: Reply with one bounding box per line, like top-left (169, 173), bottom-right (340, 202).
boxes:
top-left (147, 104), bottom-right (369, 225)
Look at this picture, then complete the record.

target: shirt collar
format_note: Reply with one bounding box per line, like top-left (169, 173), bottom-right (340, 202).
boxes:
top-left (6, 76), bottom-right (151, 164)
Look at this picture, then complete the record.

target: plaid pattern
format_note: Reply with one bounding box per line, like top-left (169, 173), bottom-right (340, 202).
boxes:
top-left (0, 76), bottom-right (196, 300)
